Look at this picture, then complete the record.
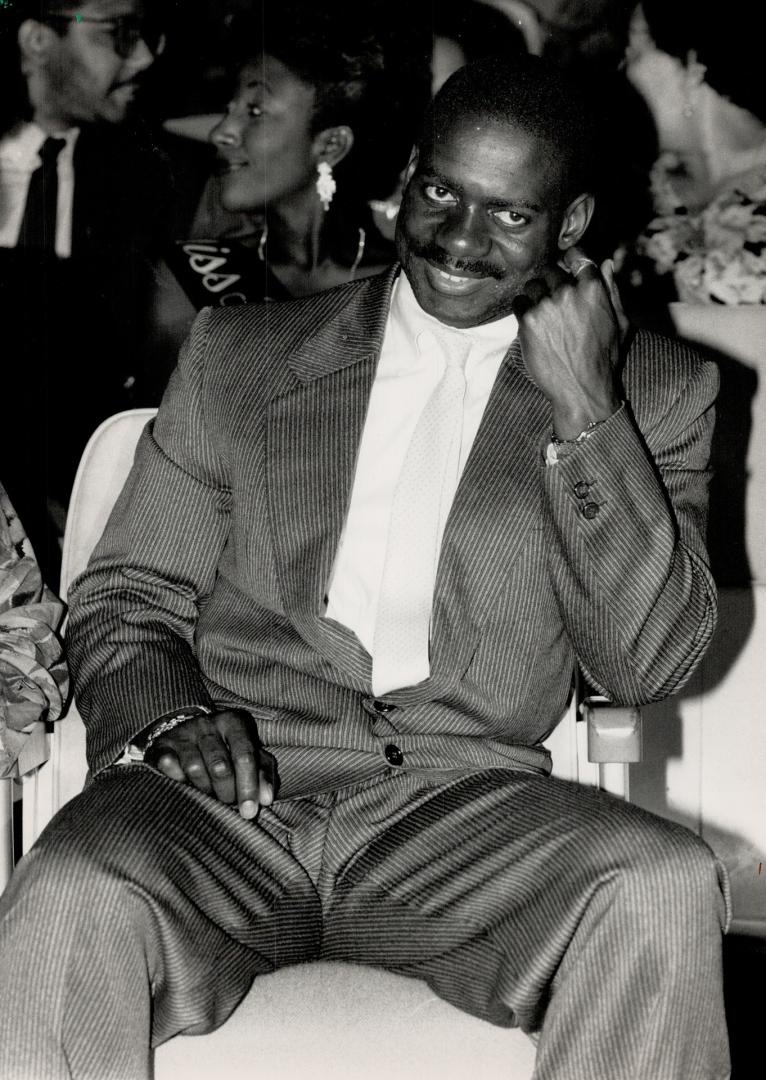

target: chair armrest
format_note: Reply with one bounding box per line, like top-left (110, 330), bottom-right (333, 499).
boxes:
top-left (573, 695), bottom-right (643, 800)
top-left (580, 697), bottom-right (643, 764)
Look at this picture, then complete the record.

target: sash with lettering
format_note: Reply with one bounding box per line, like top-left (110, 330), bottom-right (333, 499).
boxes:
top-left (165, 238), bottom-right (290, 309)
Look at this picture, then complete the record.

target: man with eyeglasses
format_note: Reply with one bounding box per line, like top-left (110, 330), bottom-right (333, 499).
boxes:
top-left (0, 1), bottom-right (172, 583)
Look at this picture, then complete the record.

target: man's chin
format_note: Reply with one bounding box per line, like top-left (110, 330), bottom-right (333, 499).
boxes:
top-left (404, 263), bottom-right (507, 328)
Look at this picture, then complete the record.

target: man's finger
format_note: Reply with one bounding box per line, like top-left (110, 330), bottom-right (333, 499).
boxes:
top-left (150, 748), bottom-right (187, 784)
top-left (538, 264), bottom-right (569, 295)
top-left (173, 741), bottom-right (214, 795)
top-left (258, 751), bottom-right (277, 807)
top-left (511, 293), bottom-right (534, 319)
top-left (217, 710), bottom-right (265, 819)
top-left (229, 739), bottom-right (261, 819)
top-left (198, 729), bottom-right (237, 804)
top-left (519, 277), bottom-right (549, 307)
top-left (561, 246), bottom-right (600, 282)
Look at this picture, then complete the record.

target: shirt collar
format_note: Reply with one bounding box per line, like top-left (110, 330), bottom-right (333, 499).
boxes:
top-left (392, 271), bottom-right (518, 358)
top-left (0, 121), bottom-right (80, 167)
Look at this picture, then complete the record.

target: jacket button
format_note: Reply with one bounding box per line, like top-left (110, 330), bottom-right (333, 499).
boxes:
top-left (582, 502), bottom-right (600, 519)
top-left (573, 481), bottom-right (591, 499)
top-left (372, 699), bottom-right (395, 713)
top-left (384, 744), bottom-right (404, 766)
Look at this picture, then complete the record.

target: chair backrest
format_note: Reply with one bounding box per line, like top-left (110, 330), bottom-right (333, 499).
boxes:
top-left (48, 406), bottom-right (582, 810)
top-left (60, 409), bottom-right (157, 598)
top-left (38, 410), bottom-right (157, 820)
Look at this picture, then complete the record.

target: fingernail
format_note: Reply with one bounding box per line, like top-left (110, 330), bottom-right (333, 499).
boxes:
top-left (240, 799), bottom-right (258, 819)
top-left (260, 784), bottom-right (274, 806)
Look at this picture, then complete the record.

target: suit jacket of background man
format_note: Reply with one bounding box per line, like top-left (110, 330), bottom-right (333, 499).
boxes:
top-left (66, 266), bottom-right (719, 800)
top-left (0, 120), bottom-right (209, 579)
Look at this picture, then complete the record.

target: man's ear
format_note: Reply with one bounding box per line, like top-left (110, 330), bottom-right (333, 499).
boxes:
top-left (18, 19), bottom-right (59, 71)
top-left (312, 125), bottom-right (354, 169)
top-left (557, 193), bottom-right (595, 251)
top-left (402, 145), bottom-right (419, 187)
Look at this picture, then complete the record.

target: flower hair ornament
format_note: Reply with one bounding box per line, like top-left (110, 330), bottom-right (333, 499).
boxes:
top-left (316, 162), bottom-right (336, 212)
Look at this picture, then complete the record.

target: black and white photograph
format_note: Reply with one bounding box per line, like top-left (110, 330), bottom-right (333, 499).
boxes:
top-left (1, 2), bottom-right (763, 1077)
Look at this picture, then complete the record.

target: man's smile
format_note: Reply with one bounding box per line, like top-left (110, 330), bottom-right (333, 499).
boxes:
top-left (423, 258), bottom-right (493, 296)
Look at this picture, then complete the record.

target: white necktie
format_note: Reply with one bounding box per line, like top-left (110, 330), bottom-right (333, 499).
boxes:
top-left (372, 336), bottom-right (470, 694)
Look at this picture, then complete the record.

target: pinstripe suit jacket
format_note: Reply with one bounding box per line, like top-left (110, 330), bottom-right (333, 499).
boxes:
top-left (67, 267), bottom-right (718, 799)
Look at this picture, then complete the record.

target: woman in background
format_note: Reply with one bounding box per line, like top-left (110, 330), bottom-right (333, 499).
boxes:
top-left (149, 2), bottom-right (399, 389)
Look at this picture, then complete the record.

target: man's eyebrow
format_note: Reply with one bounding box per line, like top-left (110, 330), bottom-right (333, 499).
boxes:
top-left (417, 169), bottom-right (457, 190)
top-left (418, 170), bottom-right (543, 214)
top-left (487, 198), bottom-right (543, 214)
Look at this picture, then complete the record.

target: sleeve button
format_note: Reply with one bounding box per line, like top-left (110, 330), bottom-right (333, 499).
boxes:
top-left (582, 502), bottom-right (600, 520)
top-left (384, 744), bottom-right (404, 766)
top-left (573, 481), bottom-right (591, 499)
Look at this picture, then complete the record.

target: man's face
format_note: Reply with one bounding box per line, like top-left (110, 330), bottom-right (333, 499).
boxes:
top-left (396, 113), bottom-right (573, 327)
top-left (38, 1), bottom-right (157, 126)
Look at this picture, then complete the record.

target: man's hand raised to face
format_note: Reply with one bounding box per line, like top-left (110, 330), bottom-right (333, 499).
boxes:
top-left (512, 245), bottom-right (629, 440)
top-left (143, 709), bottom-right (276, 820)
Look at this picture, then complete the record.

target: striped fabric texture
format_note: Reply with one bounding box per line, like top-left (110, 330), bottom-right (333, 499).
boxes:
top-left (65, 267), bottom-right (718, 799)
top-left (0, 266), bottom-right (730, 1078)
top-left (0, 759), bottom-right (730, 1079)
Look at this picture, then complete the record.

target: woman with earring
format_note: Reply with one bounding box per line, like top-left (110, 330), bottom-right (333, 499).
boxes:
top-left (147, 3), bottom-right (398, 392)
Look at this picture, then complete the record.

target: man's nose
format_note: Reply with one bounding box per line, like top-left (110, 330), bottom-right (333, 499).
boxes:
top-left (127, 38), bottom-right (155, 74)
top-left (437, 205), bottom-right (491, 259)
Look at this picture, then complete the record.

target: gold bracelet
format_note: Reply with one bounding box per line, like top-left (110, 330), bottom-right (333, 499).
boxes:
top-left (143, 705), bottom-right (213, 756)
top-left (550, 417), bottom-right (606, 448)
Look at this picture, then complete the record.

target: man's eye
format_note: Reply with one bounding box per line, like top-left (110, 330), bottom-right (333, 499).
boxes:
top-left (492, 210), bottom-right (527, 228)
top-left (424, 184), bottom-right (457, 205)
top-left (247, 104), bottom-right (263, 118)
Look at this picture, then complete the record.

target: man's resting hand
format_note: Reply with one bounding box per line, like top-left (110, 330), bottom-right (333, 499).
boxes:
top-left (143, 709), bottom-right (275, 819)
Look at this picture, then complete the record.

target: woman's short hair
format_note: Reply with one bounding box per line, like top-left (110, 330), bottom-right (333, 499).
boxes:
top-left (224, 1), bottom-right (400, 200)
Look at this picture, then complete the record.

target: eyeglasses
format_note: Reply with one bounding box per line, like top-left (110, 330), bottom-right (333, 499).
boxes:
top-left (44, 14), bottom-right (166, 59)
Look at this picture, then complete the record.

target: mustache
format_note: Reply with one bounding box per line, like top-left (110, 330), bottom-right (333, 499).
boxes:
top-left (408, 242), bottom-right (504, 280)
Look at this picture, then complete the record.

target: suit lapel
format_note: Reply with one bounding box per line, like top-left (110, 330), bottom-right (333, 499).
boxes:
top-left (266, 274), bottom-right (551, 692)
top-left (266, 270), bottom-right (395, 679)
top-left (429, 339), bottom-right (552, 690)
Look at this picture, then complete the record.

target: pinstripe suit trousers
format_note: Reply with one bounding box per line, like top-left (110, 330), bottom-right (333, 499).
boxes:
top-left (0, 762), bottom-right (730, 1080)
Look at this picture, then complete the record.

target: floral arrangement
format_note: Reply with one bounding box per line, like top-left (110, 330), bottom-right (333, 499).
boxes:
top-left (636, 152), bottom-right (766, 304)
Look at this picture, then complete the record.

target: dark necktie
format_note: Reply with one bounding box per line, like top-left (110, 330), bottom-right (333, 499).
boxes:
top-left (18, 137), bottom-right (67, 252)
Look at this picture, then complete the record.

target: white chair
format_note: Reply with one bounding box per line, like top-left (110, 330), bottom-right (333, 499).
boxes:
top-left (23, 408), bottom-right (640, 1078)
top-left (0, 721), bottom-right (48, 892)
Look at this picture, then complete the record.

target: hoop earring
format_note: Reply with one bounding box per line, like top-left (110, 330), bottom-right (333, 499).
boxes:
top-left (316, 162), bottom-right (336, 212)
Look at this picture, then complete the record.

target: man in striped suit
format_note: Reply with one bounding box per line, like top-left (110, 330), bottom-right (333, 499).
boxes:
top-left (0, 55), bottom-right (730, 1079)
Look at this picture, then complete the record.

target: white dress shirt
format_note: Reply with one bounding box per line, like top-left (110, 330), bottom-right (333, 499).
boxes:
top-left (0, 122), bottom-right (79, 258)
top-left (325, 273), bottom-right (519, 666)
